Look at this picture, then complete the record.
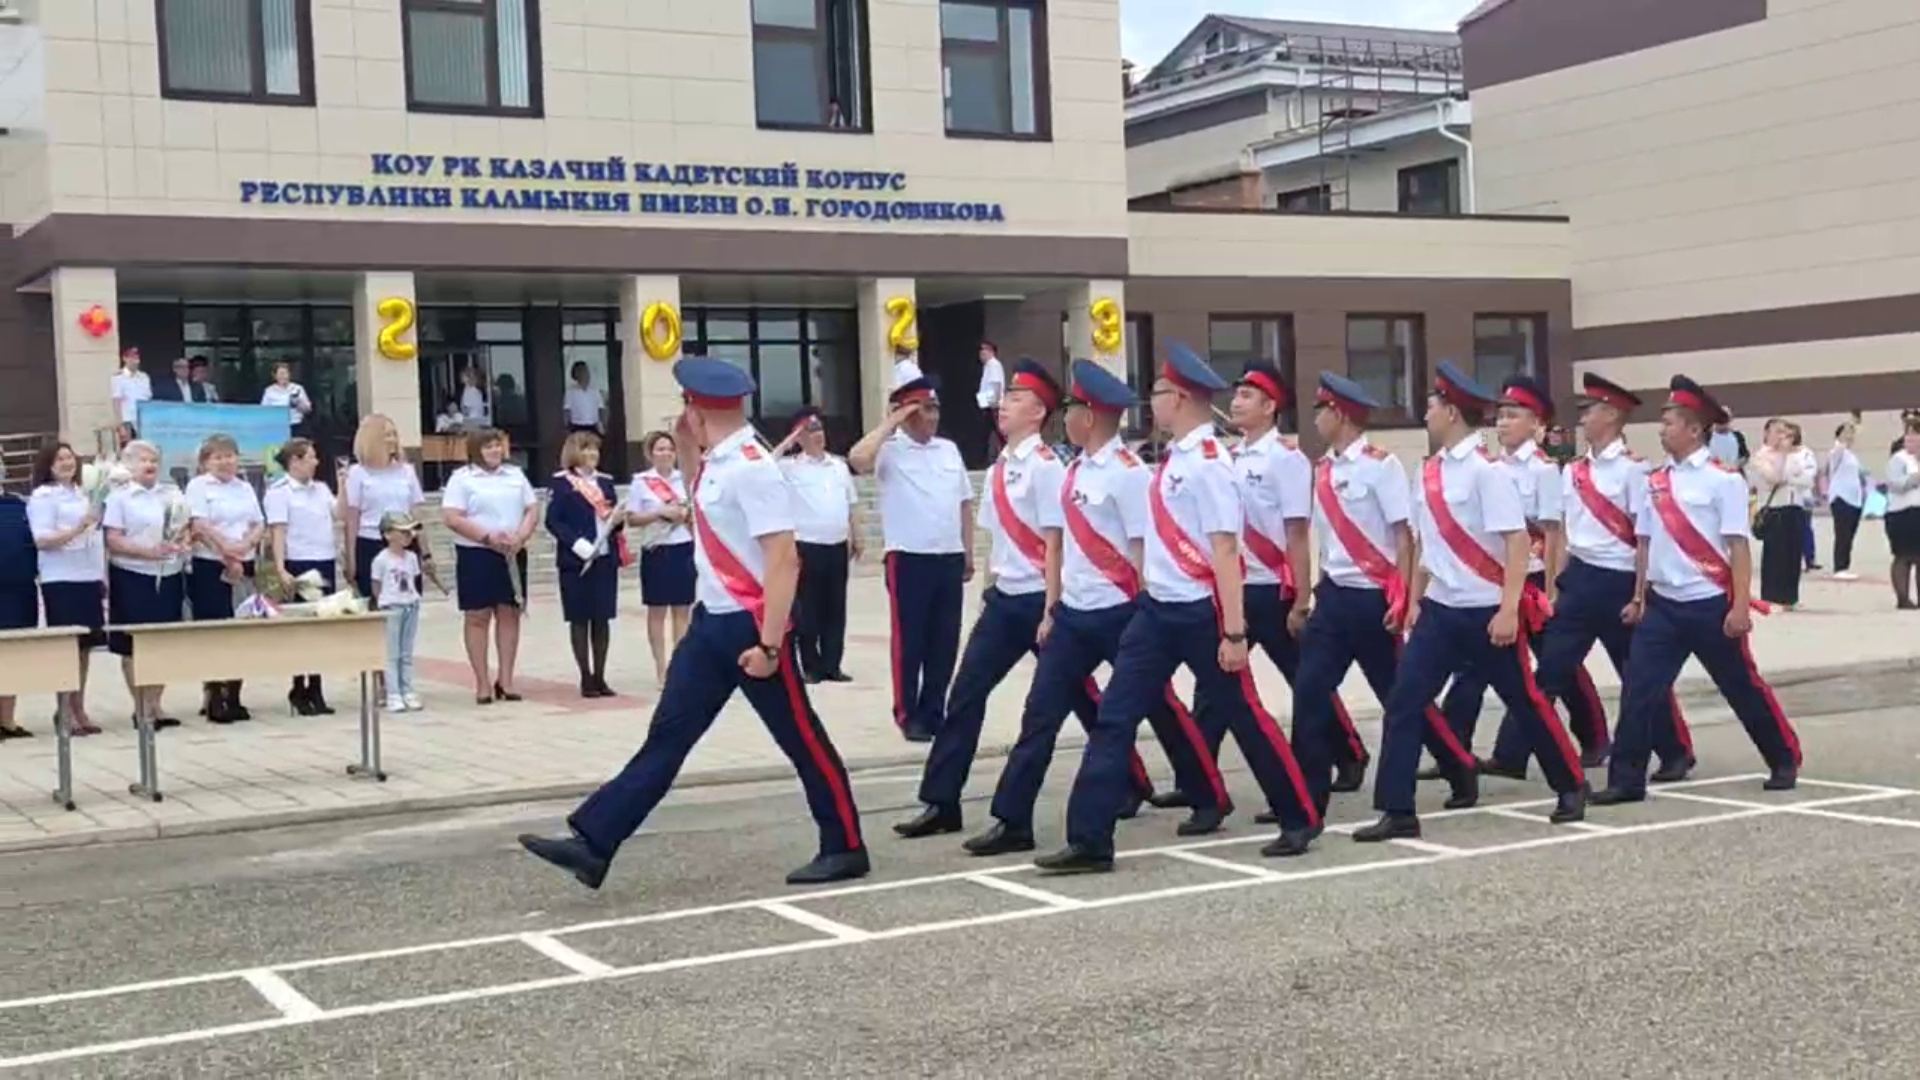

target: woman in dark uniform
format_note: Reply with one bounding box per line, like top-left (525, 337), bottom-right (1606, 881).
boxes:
top-left (185, 434), bottom-right (265, 723)
top-left (0, 458), bottom-right (36, 738)
top-left (442, 428), bottom-right (539, 703)
top-left (27, 442), bottom-right (107, 736)
top-left (265, 438), bottom-right (340, 715)
top-left (102, 440), bottom-right (188, 731)
top-left (547, 431), bottom-right (625, 697)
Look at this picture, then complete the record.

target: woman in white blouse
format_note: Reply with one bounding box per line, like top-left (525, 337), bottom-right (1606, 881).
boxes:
top-left (625, 430), bottom-right (694, 685)
top-left (1826, 422), bottom-right (1867, 580)
top-left (1887, 423), bottom-right (1920, 609)
top-left (102, 440), bottom-right (187, 731)
top-left (27, 443), bottom-right (107, 736)
top-left (110, 347), bottom-right (151, 443)
top-left (442, 428), bottom-right (539, 704)
top-left (1751, 419), bottom-right (1816, 610)
top-left (343, 414), bottom-right (430, 599)
top-left (185, 434), bottom-right (265, 723)
top-left (265, 437), bottom-right (340, 716)
top-left (459, 367), bottom-right (491, 427)
top-left (259, 363), bottom-right (314, 435)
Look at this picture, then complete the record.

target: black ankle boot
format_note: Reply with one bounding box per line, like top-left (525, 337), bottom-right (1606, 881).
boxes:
top-left (289, 679), bottom-right (317, 717)
top-left (307, 676), bottom-right (336, 715)
top-left (229, 681), bottom-right (252, 721)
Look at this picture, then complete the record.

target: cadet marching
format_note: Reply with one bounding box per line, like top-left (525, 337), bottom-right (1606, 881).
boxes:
top-left (521, 349), bottom-right (1802, 890)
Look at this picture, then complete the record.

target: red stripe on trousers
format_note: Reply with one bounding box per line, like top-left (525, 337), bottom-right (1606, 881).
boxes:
top-left (1392, 636), bottom-right (1476, 767)
top-left (1080, 676), bottom-right (1151, 792)
top-left (1515, 627), bottom-right (1586, 780)
top-left (885, 553), bottom-right (906, 730)
top-left (1234, 669), bottom-right (1321, 829)
top-left (1668, 690), bottom-right (1694, 754)
top-left (1736, 635), bottom-right (1802, 767)
top-left (1571, 664), bottom-right (1609, 750)
top-left (778, 642), bottom-right (863, 849)
top-left (1163, 686), bottom-right (1229, 808)
top-left (1330, 693), bottom-right (1367, 760)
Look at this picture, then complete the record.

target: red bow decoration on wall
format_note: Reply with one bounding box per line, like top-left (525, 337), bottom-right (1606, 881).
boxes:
top-left (78, 305), bottom-right (114, 338)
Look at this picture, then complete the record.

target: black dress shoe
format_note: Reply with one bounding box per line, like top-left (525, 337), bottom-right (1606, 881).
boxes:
top-left (1147, 790), bottom-right (1194, 810)
top-left (518, 834), bottom-right (609, 890)
top-left (1253, 810), bottom-right (1279, 826)
top-left (892, 805), bottom-right (963, 839)
top-left (1443, 769), bottom-right (1479, 811)
top-left (1415, 764), bottom-right (1445, 782)
top-left (1549, 786), bottom-right (1589, 824)
top-left (787, 849), bottom-right (871, 885)
top-left (1579, 747), bottom-right (1610, 769)
top-left (154, 715), bottom-right (182, 730)
top-left (1353, 813), bottom-right (1421, 842)
top-left (592, 678), bottom-right (617, 698)
top-left (1260, 825), bottom-right (1322, 858)
top-left (823, 672), bottom-right (854, 683)
top-left (1763, 767), bottom-right (1798, 792)
top-left (1650, 755), bottom-right (1696, 784)
top-left (1176, 802), bottom-right (1232, 837)
top-left (494, 682), bottom-right (524, 703)
top-left (1333, 759), bottom-right (1369, 793)
top-left (963, 821), bottom-right (1036, 856)
top-left (901, 724), bottom-right (934, 744)
top-left (1034, 846), bottom-right (1114, 874)
top-left (1117, 795), bottom-right (1145, 821)
top-left (1477, 760), bottom-right (1528, 781)
top-left (1589, 787), bottom-right (1645, 806)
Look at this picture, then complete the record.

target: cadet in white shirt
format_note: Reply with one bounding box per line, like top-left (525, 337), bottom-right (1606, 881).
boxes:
top-left (1044, 344), bottom-right (1322, 874)
top-left (441, 428), bottom-right (539, 704)
top-left (264, 438), bottom-right (341, 716)
top-left (110, 348), bottom-right (151, 441)
top-left (848, 376), bottom-right (974, 743)
top-left (258, 363), bottom-right (313, 432)
top-left (185, 434), bottom-right (266, 724)
top-left (1597, 375), bottom-right (1804, 803)
top-left (975, 340), bottom-right (1006, 457)
top-left (26, 443), bottom-right (108, 735)
top-left (1359, 362), bottom-right (1587, 842)
top-left (520, 358), bottom-right (868, 890)
top-left (775, 406), bottom-right (861, 682)
top-left (627, 431), bottom-right (696, 684)
top-left (562, 361), bottom-right (605, 434)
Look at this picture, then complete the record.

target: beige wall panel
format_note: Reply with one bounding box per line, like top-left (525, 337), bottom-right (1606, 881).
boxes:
top-left (1620, 410), bottom-right (1909, 475)
top-left (1127, 212), bottom-right (1573, 281)
top-left (1575, 333), bottom-right (1920, 394)
top-left (1127, 112), bottom-right (1274, 199)
top-left (1260, 135), bottom-right (1463, 215)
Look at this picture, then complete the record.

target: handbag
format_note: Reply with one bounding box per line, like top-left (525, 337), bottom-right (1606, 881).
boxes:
top-left (1751, 483), bottom-right (1784, 540)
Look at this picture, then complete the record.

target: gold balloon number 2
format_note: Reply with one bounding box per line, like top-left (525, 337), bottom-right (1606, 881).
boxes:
top-left (641, 301), bottom-right (683, 362)
top-left (1090, 298), bottom-right (1123, 355)
top-left (376, 297), bottom-right (417, 361)
top-left (886, 296), bottom-right (918, 353)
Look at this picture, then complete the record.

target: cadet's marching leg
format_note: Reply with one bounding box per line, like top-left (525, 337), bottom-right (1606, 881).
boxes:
top-left (736, 635), bottom-right (868, 883)
top-left (1594, 618), bottom-right (1694, 781)
top-left (1289, 591), bottom-right (1360, 818)
top-left (1138, 685), bottom-right (1230, 817)
top-left (1357, 601), bottom-right (1480, 840)
top-left (1595, 596), bottom-right (1693, 802)
top-left (1469, 627), bottom-right (1588, 821)
top-left (1064, 676), bottom-right (1155, 815)
top-left (979, 608), bottom-right (1110, 854)
top-left (1688, 613), bottom-right (1803, 789)
top-left (899, 588), bottom-right (1031, 837)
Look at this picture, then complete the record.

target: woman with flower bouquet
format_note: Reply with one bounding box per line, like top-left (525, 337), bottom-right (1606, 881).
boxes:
top-left (546, 431), bottom-right (629, 698)
top-left (184, 434), bottom-right (265, 724)
top-left (25, 443), bottom-right (110, 736)
top-left (102, 440), bottom-right (188, 731)
top-left (442, 428), bottom-right (538, 704)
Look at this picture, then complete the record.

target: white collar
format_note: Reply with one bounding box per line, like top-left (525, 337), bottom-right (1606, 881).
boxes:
top-left (1175, 424), bottom-right (1215, 452)
top-left (1505, 439), bottom-right (1540, 463)
top-left (704, 426), bottom-right (759, 462)
top-left (1000, 433), bottom-right (1043, 462)
top-left (1445, 434), bottom-right (1482, 460)
top-left (1678, 447), bottom-right (1713, 469)
top-left (1332, 435), bottom-right (1372, 463)
top-left (1086, 434), bottom-right (1126, 464)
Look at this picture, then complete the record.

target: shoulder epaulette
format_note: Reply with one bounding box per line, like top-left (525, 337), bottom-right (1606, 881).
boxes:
top-left (741, 443), bottom-right (763, 461)
top-left (1626, 450), bottom-right (1645, 462)
top-left (1036, 444), bottom-right (1056, 461)
top-left (1116, 448), bottom-right (1140, 468)
top-left (1363, 444), bottom-right (1388, 459)
top-left (1280, 435), bottom-right (1299, 452)
top-left (1201, 438), bottom-right (1220, 460)
top-left (1477, 446), bottom-right (1496, 461)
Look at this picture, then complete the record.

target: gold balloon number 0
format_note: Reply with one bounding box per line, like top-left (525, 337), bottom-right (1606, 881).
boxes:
top-left (376, 297), bottom-right (417, 361)
top-left (886, 296), bottom-right (918, 353)
top-left (642, 301), bottom-right (683, 362)
top-left (1090, 298), bottom-right (1123, 355)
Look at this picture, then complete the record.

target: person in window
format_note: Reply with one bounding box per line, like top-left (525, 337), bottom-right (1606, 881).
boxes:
top-left (0, 457), bottom-right (36, 739)
top-left (110, 347), bottom-right (151, 442)
top-left (625, 430), bottom-right (695, 685)
top-left (265, 438), bottom-right (341, 716)
top-left (185, 434), bottom-right (265, 723)
top-left (188, 356), bottom-right (221, 402)
top-left (434, 397), bottom-right (466, 433)
top-left (343, 414), bottom-right (430, 600)
top-left (459, 367), bottom-right (491, 428)
top-left (826, 97), bottom-right (846, 128)
top-left (260, 362), bottom-right (313, 434)
top-left (548, 432), bottom-right (624, 698)
top-left (28, 443), bottom-right (107, 737)
top-left (151, 357), bottom-right (199, 403)
top-left (103, 440), bottom-right (187, 732)
top-left (442, 428), bottom-right (539, 704)
top-left (562, 362), bottom-right (605, 436)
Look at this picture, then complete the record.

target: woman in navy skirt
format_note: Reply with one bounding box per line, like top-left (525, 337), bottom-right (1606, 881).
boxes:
top-left (442, 428), bottom-right (539, 704)
top-left (547, 431), bottom-right (625, 698)
top-left (265, 437), bottom-right (341, 715)
top-left (185, 434), bottom-right (265, 724)
top-left (0, 461), bottom-right (36, 738)
top-left (27, 442), bottom-right (107, 736)
top-left (102, 440), bottom-right (188, 731)
top-left (625, 430), bottom-right (695, 685)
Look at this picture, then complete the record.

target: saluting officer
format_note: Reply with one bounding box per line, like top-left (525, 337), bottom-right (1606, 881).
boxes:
top-left (895, 360), bottom-right (1156, 840)
top-left (1356, 362), bottom-right (1588, 842)
top-left (849, 377), bottom-right (974, 743)
top-left (1289, 374), bottom-right (1475, 823)
top-left (520, 359), bottom-right (867, 889)
top-left (1595, 376), bottom-right (1802, 804)
top-left (1534, 373), bottom-right (1696, 785)
top-left (1441, 374), bottom-right (1612, 776)
top-left (968, 360), bottom-right (1229, 855)
top-left (1040, 344), bottom-right (1322, 873)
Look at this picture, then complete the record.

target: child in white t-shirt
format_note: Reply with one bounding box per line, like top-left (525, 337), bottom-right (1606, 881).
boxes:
top-left (371, 512), bottom-right (424, 712)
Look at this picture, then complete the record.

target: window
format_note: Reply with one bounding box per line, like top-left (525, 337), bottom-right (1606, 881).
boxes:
top-left (1473, 314), bottom-right (1546, 386)
top-left (1275, 184), bottom-right (1330, 213)
top-left (402, 0), bottom-right (542, 116)
top-left (1206, 316), bottom-right (1294, 386)
top-left (1346, 315), bottom-right (1424, 422)
top-left (940, 1), bottom-right (1051, 139)
top-left (156, 0), bottom-right (314, 105)
top-left (751, 0), bottom-right (871, 130)
top-left (682, 307), bottom-right (861, 445)
top-left (1398, 159), bottom-right (1461, 215)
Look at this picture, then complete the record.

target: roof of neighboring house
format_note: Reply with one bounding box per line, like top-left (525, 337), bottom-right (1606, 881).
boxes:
top-left (1140, 14), bottom-right (1461, 86)
top-left (1459, 0), bottom-right (1518, 26)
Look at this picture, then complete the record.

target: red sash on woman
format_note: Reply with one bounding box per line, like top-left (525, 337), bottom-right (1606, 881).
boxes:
top-left (1645, 468), bottom-right (1770, 614)
top-left (1420, 458), bottom-right (1552, 632)
top-left (567, 472), bottom-right (633, 567)
top-left (642, 473), bottom-right (680, 505)
top-left (689, 466), bottom-right (766, 627)
top-left (1059, 461), bottom-right (1139, 596)
top-left (1313, 459), bottom-right (1408, 624)
top-left (1569, 459), bottom-right (1637, 547)
top-left (990, 460), bottom-right (1047, 573)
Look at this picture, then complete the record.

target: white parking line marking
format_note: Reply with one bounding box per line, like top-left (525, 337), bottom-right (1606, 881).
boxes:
top-left (0, 775), bottom-right (1903, 1072)
top-left (239, 971), bottom-right (322, 1022)
top-left (518, 933), bottom-right (615, 977)
top-left (1778, 807), bottom-right (1920, 831)
top-left (1484, 806), bottom-right (1614, 833)
top-left (1158, 849), bottom-right (1285, 879)
top-left (963, 873), bottom-right (1086, 909)
top-left (757, 901), bottom-right (873, 942)
top-left (1388, 838), bottom-right (1467, 857)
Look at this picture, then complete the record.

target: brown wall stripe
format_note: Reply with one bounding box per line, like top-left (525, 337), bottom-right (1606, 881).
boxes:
top-left (1460, 0), bottom-right (1768, 91)
top-left (1573, 291), bottom-right (1920, 361)
top-left (1614, 370), bottom-right (1920, 425)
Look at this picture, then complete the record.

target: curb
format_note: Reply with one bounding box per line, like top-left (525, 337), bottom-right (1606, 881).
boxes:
top-left (4, 655), bottom-right (1914, 857)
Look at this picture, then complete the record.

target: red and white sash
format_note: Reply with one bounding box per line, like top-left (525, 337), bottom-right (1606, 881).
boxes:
top-left (990, 459), bottom-right (1047, 573)
top-left (1241, 522), bottom-right (1296, 594)
top-left (1060, 461), bottom-right (1139, 596)
top-left (567, 472), bottom-right (633, 567)
top-left (1569, 458), bottom-right (1637, 548)
top-left (1148, 460), bottom-right (1218, 586)
top-left (1313, 459), bottom-right (1408, 624)
top-left (641, 473), bottom-right (681, 505)
top-left (1420, 457), bottom-right (1552, 632)
top-left (689, 466), bottom-right (767, 628)
top-left (1646, 468), bottom-right (1770, 614)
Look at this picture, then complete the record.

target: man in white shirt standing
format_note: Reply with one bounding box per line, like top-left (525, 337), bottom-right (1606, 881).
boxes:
top-left (562, 362), bottom-right (605, 436)
top-left (777, 406), bottom-right (861, 682)
top-left (849, 376), bottom-right (975, 743)
top-left (975, 340), bottom-right (1006, 460)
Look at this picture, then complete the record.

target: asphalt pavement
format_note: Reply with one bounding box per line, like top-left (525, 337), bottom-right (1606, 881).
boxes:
top-left (3, 662), bottom-right (1919, 1078)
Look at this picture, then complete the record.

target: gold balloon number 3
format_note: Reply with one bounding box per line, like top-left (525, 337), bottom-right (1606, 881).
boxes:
top-left (376, 297), bottom-right (417, 361)
top-left (1090, 298), bottom-right (1123, 355)
top-left (642, 301), bottom-right (683, 362)
top-left (886, 296), bottom-right (918, 353)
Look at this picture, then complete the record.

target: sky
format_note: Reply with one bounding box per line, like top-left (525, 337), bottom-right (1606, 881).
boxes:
top-left (1119, 0), bottom-right (1483, 69)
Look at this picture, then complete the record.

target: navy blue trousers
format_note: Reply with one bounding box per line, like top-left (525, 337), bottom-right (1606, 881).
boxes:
top-left (990, 599), bottom-right (1224, 828)
top-left (918, 588), bottom-right (1156, 810)
top-left (1192, 583), bottom-right (1371, 771)
top-left (885, 552), bottom-right (966, 736)
top-left (1533, 559), bottom-right (1693, 768)
top-left (1607, 593), bottom-right (1802, 794)
top-left (1376, 598), bottom-right (1586, 815)
top-left (569, 606), bottom-right (863, 860)
top-left (1443, 571), bottom-right (1610, 763)
top-left (1066, 596), bottom-right (1320, 857)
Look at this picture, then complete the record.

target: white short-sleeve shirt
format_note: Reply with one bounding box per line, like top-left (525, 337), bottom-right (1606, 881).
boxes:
top-left (112, 371), bottom-right (152, 425)
top-left (1143, 425), bottom-right (1242, 604)
top-left (780, 453), bottom-right (858, 545)
top-left (1637, 447), bottom-right (1753, 603)
top-left (1415, 435), bottom-right (1527, 609)
top-left (103, 482), bottom-right (181, 577)
top-left (442, 464), bottom-right (537, 546)
top-left (692, 427), bottom-right (795, 616)
top-left (28, 483), bottom-right (105, 582)
top-left (1313, 436), bottom-right (1412, 592)
top-left (260, 382), bottom-right (308, 424)
top-left (345, 462), bottom-right (425, 541)
top-left (185, 473), bottom-right (264, 560)
top-left (1233, 428), bottom-right (1312, 587)
top-left (874, 433), bottom-right (973, 555)
top-left (1561, 439), bottom-right (1648, 573)
top-left (563, 385), bottom-right (603, 427)
top-left (976, 433), bottom-right (1066, 597)
top-left (263, 478), bottom-right (338, 563)
top-left (1059, 435), bottom-right (1149, 612)
top-left (627, 469), bottom-right (693, 547)
top-left (370, 549), bottom-right (422, 608)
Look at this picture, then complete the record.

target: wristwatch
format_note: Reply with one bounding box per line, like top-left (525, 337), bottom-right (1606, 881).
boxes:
top-left (755, 642), bottom-right (780, 660)
top-left (1222, 632), bottom-right (1247, 644)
